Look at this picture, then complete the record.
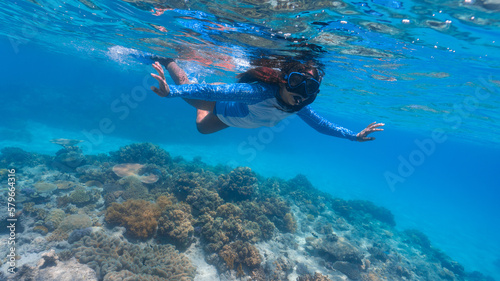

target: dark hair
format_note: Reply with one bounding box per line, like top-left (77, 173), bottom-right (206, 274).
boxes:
top-left (236, 66), bottom-right (283, 84)
top-left (236, 62), bottom-right (322, 84)
top-left (236, 62), bottom-right (322, 112)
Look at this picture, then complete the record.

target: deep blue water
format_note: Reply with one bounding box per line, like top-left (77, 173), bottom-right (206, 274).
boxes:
top-left (1, 0), bottom-right (500, 279)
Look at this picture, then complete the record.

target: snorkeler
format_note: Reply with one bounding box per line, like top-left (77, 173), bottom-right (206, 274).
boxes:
top-left (149, 58), bottom-right (384, 141)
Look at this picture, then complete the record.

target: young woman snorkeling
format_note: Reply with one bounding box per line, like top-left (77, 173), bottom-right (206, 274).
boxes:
top-left (149, 58), bottom-right (384, 141)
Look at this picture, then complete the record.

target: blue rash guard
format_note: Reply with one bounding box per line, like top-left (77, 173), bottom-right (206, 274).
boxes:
top-left (168, 82), bottom-right (358, 141)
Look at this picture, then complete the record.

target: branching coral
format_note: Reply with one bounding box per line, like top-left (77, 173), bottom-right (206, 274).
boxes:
top-left (72, 231), bottom-right (196, 280)
top-left (283, 212), bottom-right (297, 233)
top-left (218, 167), bottom-right (257, 201)
top-left (158, 207), bottom-right (194, 250)
top-left (176, 172), bottom-right (202, 192)
top-left (110, 143), bottom-right (172, 166)
top-left (216, 203), bottom-right (243, 219)
top-left (219, 241), bottom-right (262, 270)
top-left (198, 203), bottom-right (265, 253)
top-left (105, 199), bottom-right (161, 239)
top-left (261, 197), bottom-right (296, 233)
top-left (186, 187), bottom-right (223, 216)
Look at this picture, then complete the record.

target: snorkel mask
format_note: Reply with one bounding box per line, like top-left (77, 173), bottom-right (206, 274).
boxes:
top-left (276, 72), bottom-right (321, 113)
top-left (284, 72), bottom-right (321, 99)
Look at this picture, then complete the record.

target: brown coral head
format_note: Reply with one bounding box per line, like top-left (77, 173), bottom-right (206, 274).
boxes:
top-left (50, 138), bottom-right (84, 147)
top-left (112, 163), bottom-right (159, 184)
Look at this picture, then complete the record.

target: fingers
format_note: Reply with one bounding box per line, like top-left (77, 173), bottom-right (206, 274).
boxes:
top-left (368, 122), bottom-right (385, 129)
top-left (151, 73), bottom-right (164, 84)
top-left (366, 122), bottom-right (385, 133)
top-left (358, 137), bottom-right (375, 142)
top-left (358, 122), bottom-right (385, 142)
top-left (151, 73), bottom-right (166, 89)
top-left (151, 86), bottom-right (162, 96)
top-left (150, 62), bottom-right (170, 97)
top-left (152, 61), bottom-right (165, 79)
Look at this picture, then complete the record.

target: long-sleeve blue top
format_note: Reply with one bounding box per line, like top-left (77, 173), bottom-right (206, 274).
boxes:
top-left (167, 82), bottom-right (358, 141)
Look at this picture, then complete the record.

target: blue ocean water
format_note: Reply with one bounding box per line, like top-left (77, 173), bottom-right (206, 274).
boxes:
top-left (0, 0), bottom-right (499, 279)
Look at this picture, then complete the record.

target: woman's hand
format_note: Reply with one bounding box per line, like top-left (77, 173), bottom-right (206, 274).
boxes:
top-left (356, 122), bottom-right (385, 142)
top-left (150, 61), bottom-right (170, 97)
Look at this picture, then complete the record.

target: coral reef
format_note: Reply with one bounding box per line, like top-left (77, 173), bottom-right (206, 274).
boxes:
top-left (69, 186), bottom-right (92, 205)
top-left (12, 250), bottom-right (98, 281)
top-left (297, 273), bottom-right (332, 281)
top-left (0, 147), bottom-right (50, 168)
top-left (3, 144), bottom-right (495, 281)
top-left (45, 208), bottom-right (66, 230)
top-left (34, 181), bottom-right (58, 195)
top-left (68, 227), bottom-right (93, 244)
top-left (186, 187), bottom-right (223, 216)
top-left (112, 163), bottom-right (160, 184)
top-left (219, 241), bottom-right (262, 270)
top-left (71, 231), bottom-right (196, 280)
top-left (218, 167), bottom-right (257, 201)
top-left (56, 214), bottom-right (93, 232)
top-left (306, 234), bottom-right (363, 265)
top-left (332, 198), bottom-right (396, 226)
top-left (279, 174), bottom-right (329, 216)
top-left (117, 176), bottom-right (150, 200)
top-left (55, 180), bottom-right (79, 190)
top-left (76, 164), bottom-right (115, 185)
top-left (158, 206), bottom-right (194, 250)
top-left (105, 199), bottom-right (161, 238)
top-left (332, 261), bottom-right (361, 280)
top-left (53, 145), bottom-right (86, 171)
top-left (110, 143), bottom-right (172, 166)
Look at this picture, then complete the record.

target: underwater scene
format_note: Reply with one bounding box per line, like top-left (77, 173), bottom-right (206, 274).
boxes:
top-left (0, 0), bottom-right (499, 280)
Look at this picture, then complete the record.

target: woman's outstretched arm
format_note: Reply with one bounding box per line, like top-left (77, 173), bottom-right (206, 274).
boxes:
top-left (297, 106), bottom-right (384, 141)
top-left (151, 62), bottom-right (275, 103)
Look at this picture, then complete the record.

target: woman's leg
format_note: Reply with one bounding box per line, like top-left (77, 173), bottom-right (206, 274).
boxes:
top-left (196, 109), bottom-right (229, 134)
top-left (163, 60), bottom-right (228, 133)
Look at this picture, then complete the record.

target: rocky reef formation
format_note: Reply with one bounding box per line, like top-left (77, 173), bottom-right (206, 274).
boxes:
top-left (1, 143), bottom-right (495, 281)
top-left (71, 230), bottom-right (195, 280)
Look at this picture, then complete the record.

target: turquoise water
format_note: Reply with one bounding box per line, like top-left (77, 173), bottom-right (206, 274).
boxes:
top-left (1, 0), bottom-right (499, 280)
